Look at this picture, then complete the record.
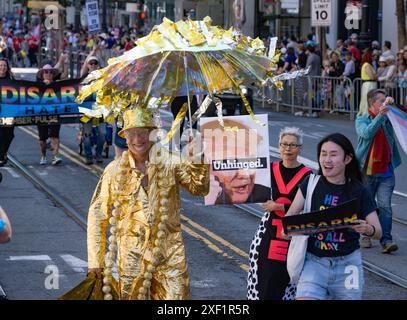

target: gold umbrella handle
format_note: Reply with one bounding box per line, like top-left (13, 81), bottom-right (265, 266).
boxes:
top-left (183, 52), bottom-right (193, 137)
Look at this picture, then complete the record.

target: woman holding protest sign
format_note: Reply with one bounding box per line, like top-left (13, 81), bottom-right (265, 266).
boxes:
top-left (0, 58), bottom-right (15, 167)
top-left (36, 54), bottom-right (68, 166)
top-left (247, 127), bottom-right (311, 300)
top-left (284, 133), bottom-right (382, 300)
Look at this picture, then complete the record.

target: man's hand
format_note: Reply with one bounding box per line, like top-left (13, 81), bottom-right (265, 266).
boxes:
top-left (380, 96), bottom-right (394, 117)
top-left (262, 200), bottom-right (281, 213)
top-left (205, 175), bottom-right (223, 205)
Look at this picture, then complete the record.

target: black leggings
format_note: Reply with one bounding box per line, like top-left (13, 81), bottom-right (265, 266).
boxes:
top-left (0, 126), bottom-right (15, 160)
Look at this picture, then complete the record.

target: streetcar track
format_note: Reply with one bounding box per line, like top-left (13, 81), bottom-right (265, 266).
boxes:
top-left (15, 126), bottom-right (407, 290)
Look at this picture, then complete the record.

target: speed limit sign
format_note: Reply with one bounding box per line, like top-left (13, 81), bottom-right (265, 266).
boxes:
top-left (312, 0), bottom-right (332, 27)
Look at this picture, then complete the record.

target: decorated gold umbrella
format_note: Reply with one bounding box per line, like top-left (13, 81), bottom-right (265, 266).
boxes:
top-left (76, 17), bottom-right (283, 132)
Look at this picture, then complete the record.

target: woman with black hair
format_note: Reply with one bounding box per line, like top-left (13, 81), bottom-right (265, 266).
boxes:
top-left (0, 58), bottom-right (15, 166)
top-left (285, 133), bottom-right (382, 300)
top-left (36, 55), bottom-right (68, 165)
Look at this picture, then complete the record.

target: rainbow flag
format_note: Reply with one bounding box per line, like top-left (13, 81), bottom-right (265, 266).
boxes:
top-left (387, 106), bottom-right (407, 155)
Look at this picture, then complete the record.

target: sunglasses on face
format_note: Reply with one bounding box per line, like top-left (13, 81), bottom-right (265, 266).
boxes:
top-left (89, 61), bottom-right (98, 66)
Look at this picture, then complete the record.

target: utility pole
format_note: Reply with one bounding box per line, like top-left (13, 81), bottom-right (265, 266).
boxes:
top-left (102, 0), bottom-right (108, 32)
top-left (396, 0), bottom-right (407, 50)
top-left (358, 0), bottom-right (371, 51)
top-left (75, 0), bottom-right (81, 31)
top-left (275, 0), bottom-right (281, 38)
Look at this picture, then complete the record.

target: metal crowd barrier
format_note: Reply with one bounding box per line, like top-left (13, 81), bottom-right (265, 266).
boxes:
top-left (39, 47), bottom-right (87, 79)
top-left (261, 75), bottom-right (407, 121)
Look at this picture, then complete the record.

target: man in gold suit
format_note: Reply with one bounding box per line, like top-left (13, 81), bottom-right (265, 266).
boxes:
top-left (87, 107), bottom-right (209, 300)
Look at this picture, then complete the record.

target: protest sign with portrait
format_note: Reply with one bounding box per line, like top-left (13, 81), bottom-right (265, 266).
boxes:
top-left (201, 114), bottom-right (270, 205)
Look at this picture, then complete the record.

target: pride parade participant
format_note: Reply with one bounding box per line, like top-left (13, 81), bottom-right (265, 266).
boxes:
top-left (285, 133), bottom-right (382, 300)
top-left (36, 54), bottom-right (68, 165)
top-left (86, 107), bottom-right (209, 300)
top-left (355, 89), bottom-right (401, 253)
top-left (247, 127), bottom-right (311, 300)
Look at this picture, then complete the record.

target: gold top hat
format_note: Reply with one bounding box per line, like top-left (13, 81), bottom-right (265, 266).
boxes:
top-left (118, 107), bottom-right (157, 138)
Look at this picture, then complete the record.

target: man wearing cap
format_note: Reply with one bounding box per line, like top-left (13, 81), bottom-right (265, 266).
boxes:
top-left (87, 107), bottom-right (209, 300)
top-left (80, 54), bottom-right (107, 165)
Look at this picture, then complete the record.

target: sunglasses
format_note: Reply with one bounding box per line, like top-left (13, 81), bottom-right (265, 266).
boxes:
top-left (89, 61), bottom-right (99, 66)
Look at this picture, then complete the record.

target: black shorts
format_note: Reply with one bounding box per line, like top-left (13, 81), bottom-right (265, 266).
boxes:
top-left (37, 124), bottom-right (61, 141)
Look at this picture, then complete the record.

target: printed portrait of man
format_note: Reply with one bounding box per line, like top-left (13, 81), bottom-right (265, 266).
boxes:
top-left (201, 115), bottom-right (271, 205)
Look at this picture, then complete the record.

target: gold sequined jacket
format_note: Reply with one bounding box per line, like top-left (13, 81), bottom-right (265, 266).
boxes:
top-left (87, 147), bottom-right (209, 299)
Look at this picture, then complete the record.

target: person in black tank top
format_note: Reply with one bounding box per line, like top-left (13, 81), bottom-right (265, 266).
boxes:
top-left (247, 127), bottom-right (311, 300)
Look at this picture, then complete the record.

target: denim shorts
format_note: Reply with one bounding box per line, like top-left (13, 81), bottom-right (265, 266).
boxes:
top-left (296, 250), bottom-right (364, 300)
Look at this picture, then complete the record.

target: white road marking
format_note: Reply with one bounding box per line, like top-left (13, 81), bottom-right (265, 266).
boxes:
top-left (0, 167), bottom-right (20, 178)
top-left (28, 165), bottom-right (48, 176)
top-left (65, 165), bottom-right (78, 173)
top-left (8, 255), bottom-right (52, 261)
top-left (182, 198), bottom-right (204, 206)
top-left (60, 254), bottom-right (87, 273)
top-left (191, 280), bottom-right (216, 288)
top-left (0, 285), bottom-right (6, 297)
top-left (395, 191), bottom-right (407, 198)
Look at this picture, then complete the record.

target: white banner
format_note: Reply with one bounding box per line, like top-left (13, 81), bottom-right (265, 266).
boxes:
top-left (86, 0), bottom-right (100, 32)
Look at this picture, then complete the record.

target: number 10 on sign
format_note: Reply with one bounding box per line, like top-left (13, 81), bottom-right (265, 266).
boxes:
top-left (312, 0), bottom-right (332, 27)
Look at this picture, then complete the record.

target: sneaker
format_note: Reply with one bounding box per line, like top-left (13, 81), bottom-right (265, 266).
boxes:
top-left (51, 156), bottom-right (62, 166)
top-left (360, 236), bottom-right (372, 248)
top-left (95, 156), bottom-right (103, 164)
top-left (381, 242), bottom-right (399, 254)
top-left (40, 156), bottom-right (47, 165)
top-left (85, 158), bottom-right (94, 165)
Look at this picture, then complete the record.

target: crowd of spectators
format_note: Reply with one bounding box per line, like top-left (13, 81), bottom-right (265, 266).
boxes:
top-left (0, 17), bottom-right (140, 69)
top-left (262, 33), bottom-right (407, 116)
